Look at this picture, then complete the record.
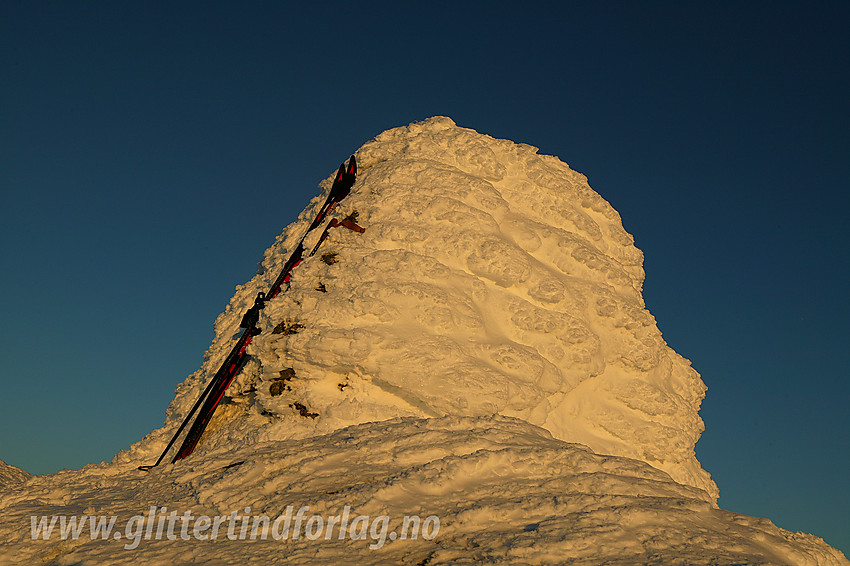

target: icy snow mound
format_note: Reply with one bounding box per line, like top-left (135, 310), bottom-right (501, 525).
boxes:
top-left (130, 116), bottom-right (713, 498)
top-left (3, 417), bottom-right (847, 565)
top-left (0, 459), bottom-right (30, 490)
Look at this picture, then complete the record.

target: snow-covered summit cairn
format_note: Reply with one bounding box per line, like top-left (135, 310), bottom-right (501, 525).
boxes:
top-left (154, 117), bottom-right (715, 499)
top-left (8, 118), bottom-right (848, 566)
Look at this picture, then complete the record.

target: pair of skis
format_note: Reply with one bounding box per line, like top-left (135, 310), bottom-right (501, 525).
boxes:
top-left (267, 156), bottom-right (357, 298)
top-left (139, 156), bottom-right (357, 471)
top-left (137, 327), bottom-right (257, 470)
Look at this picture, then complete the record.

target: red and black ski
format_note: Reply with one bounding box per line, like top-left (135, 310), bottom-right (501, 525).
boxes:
top-left (138, 328), bottom-right (256, 471)
top-left (139, 155), bottom-right (358, 470)
top-left (309, 155), bottom-right (357, 232)
top-left (172, 332), bottom-right (255, 462)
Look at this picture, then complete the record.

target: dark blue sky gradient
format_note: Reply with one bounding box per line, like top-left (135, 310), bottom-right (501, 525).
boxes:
top-left (1, 0), bottom-right (848, 554)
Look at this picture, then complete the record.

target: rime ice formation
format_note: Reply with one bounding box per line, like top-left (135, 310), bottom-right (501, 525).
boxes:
top-left (2, 118), bottom-right (848, 565)
top-left (137, 116), bottom-right (715, 498)
top-left (0, 460), bottom-right (30, 489)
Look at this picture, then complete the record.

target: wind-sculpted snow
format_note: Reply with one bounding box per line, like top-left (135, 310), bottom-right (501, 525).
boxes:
top-left (3, 417), bottom-right (847, 565)
top-left (6, 118), bottom-right (847, 564)
top-left (0, 459), bottom-right (30, 491)
top-left (129, 117), bottom-right (718, 498)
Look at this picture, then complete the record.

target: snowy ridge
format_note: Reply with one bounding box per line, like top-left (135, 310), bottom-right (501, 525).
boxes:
top-left (128, 117), bottom-right (714, 498)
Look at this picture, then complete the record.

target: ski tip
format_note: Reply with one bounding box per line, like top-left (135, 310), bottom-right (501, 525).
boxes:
top-left (335, 163), bottom-right (345, 182)
top-left (347, 155), bottom-right (356, 175)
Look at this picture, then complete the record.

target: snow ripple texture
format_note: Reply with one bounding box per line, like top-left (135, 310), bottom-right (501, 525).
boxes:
top-left (0, 459), bottom-right (30, 490)
top-left (3, 418), bottom-right (847, 565)
top-left (138, 116), bottom-right (715, 498)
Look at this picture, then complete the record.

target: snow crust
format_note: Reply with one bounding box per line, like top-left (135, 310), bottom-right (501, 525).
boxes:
top-left (0, 459), bottom-right (30, 490)
top-left (3, 118), bottom-right (846, 564)
top-left (2, 417), bottom-right (847, 565)
top-left (135, 116), bottom-right (715, 498)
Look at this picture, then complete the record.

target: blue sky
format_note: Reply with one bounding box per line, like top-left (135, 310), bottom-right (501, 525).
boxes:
top-left (1, 0), bottom-right (848, 554)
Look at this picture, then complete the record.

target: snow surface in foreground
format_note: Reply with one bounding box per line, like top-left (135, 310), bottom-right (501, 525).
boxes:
top-left (1, 118), bottom-right (846, 564)
top-left (2, 417), bottom-right (847, 565)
